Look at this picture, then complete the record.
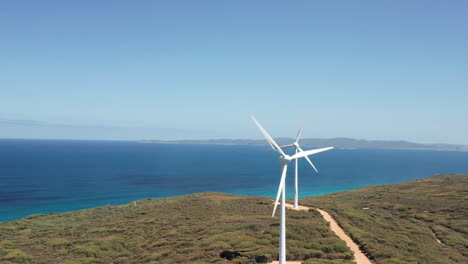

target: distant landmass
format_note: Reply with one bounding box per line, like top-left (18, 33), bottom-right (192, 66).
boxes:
top-left (139, 138), bottom-right (468, 151)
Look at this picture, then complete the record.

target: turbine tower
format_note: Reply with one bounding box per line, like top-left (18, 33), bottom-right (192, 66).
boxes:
top-left (251, 116), bottom-right (333, 264)
top-left (280, 128), bottom-right (333, 209)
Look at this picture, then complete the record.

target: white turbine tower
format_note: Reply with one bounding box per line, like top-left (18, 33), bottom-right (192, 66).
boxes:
top-left (251, 116), bottom-right (333, 264)
top-left (280, 128), bottom-right (333, 209)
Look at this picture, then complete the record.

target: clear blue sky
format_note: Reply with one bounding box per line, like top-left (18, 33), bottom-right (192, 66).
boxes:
top-left (1, 1), bottom-right (467, 144)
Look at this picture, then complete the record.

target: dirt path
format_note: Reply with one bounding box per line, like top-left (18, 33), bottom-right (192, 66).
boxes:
top-left (314, 208), bottom-right (373, 264)
top-left (268, 261), bottom-right (302, 264)
top-left (268, 202), bottom-right (373, 264)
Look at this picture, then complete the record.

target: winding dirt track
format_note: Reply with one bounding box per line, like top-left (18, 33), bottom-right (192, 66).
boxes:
top-left (313, 208), bottom-right (373, 264)
top-left (268, 203), bottom-right (372, 264)
top-left (268, 261), bottom-right (301, 264)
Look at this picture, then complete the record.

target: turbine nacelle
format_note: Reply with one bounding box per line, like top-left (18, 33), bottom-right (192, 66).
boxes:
top-left (280, 155), bottom-right (292, 165)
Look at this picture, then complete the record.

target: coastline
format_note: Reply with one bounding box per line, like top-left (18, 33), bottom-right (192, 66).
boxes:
top-left (138, 140), bottom-right (468, 152)
top-left (1, 175), bottom-right (466, 263)
top-left (2, 174), bottom-right (461, 223)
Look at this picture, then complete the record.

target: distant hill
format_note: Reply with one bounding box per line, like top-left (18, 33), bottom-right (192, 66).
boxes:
top-left (139, 138), bottom-right (468, 151)
top-left (301, 174), bottom-right (468, 264)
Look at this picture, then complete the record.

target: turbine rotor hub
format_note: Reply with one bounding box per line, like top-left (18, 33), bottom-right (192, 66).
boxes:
top-left (280, 155), bottom-right (292, 165)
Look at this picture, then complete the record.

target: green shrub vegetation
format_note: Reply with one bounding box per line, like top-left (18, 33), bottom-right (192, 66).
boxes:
top-left (2, 174), bottom-right (466, 263)
top-left (0, 193), bottom-right (352, 264)
top-left (301, 174), bottom-right (468, 264)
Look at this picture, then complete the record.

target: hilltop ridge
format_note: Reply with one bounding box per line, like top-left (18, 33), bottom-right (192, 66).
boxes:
top-left (302, 174), bottom-right (468, 264)
top-left (0, 174), bottom-right (466, 264)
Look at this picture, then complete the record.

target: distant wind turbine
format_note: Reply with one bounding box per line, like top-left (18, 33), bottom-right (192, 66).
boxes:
top-left (280, 128), bottom-right (333, 209)
top-left (251, 116), bottom-right (333, 264)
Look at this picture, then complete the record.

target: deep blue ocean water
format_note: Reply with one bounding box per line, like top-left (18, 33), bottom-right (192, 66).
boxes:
top-left (1, 139), bottom-right (467, 222)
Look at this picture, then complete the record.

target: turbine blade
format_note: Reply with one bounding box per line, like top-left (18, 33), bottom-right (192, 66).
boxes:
top-left (264, 138), bottom-right (276, 151)
top-left (291, 147), bottom-right (334, 160)
top-left (304, 155), bottom-right (319, 173)
top-left (298, 146), bottom-right (319, 172)
top-left (250, 116), bottom-right (274, 149)
top-left (295, 127), bottom-right (303, 143)
top-left (280, 144), bottom-right (295, 149)
top-left (251, 116), bottom-right (286, 156)
top-left (272, 164), bottom-right (288, 217)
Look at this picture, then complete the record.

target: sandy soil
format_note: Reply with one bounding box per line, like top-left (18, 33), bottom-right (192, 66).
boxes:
top-left (314, 208), bottom-right (373, 264)
top-left (268, 261), bottom-right (302, 264)
top-left (268, 202), bottom-right (373, 264)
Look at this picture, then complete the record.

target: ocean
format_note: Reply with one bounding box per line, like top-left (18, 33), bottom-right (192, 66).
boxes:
top-left (1, 139), bottom-right (467, 222)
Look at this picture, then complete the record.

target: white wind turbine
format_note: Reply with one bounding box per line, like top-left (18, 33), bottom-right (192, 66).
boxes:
top-left (251, 116), bottom-right (333, 264)
top-left (280, 128), bottom-right (332, 209)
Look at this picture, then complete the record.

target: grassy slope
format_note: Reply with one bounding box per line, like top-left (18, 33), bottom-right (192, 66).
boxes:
top-left (0, 193), bottom-right (353, 264)
top-left (1, 174), bottom-right (466, 264)
top-left (301, 174), bottom-right (468, 264)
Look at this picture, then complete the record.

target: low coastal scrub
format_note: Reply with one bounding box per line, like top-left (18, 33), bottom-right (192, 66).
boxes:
top-left (2, 174), bottom-right (465, 263)
top-left (301, 174), bottom-right (468, 264)
top-left (0, 193), bottom-right (353, 264)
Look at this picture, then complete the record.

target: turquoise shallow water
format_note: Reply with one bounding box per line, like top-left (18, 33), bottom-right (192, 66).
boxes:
top-left (1, 139), bottom-right (467, 222)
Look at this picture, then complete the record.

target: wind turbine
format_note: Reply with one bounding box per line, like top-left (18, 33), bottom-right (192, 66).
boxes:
top-left (280, 128), bottom-right (333, 209)
top-left (251, 116), bottom-right (333, 264)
